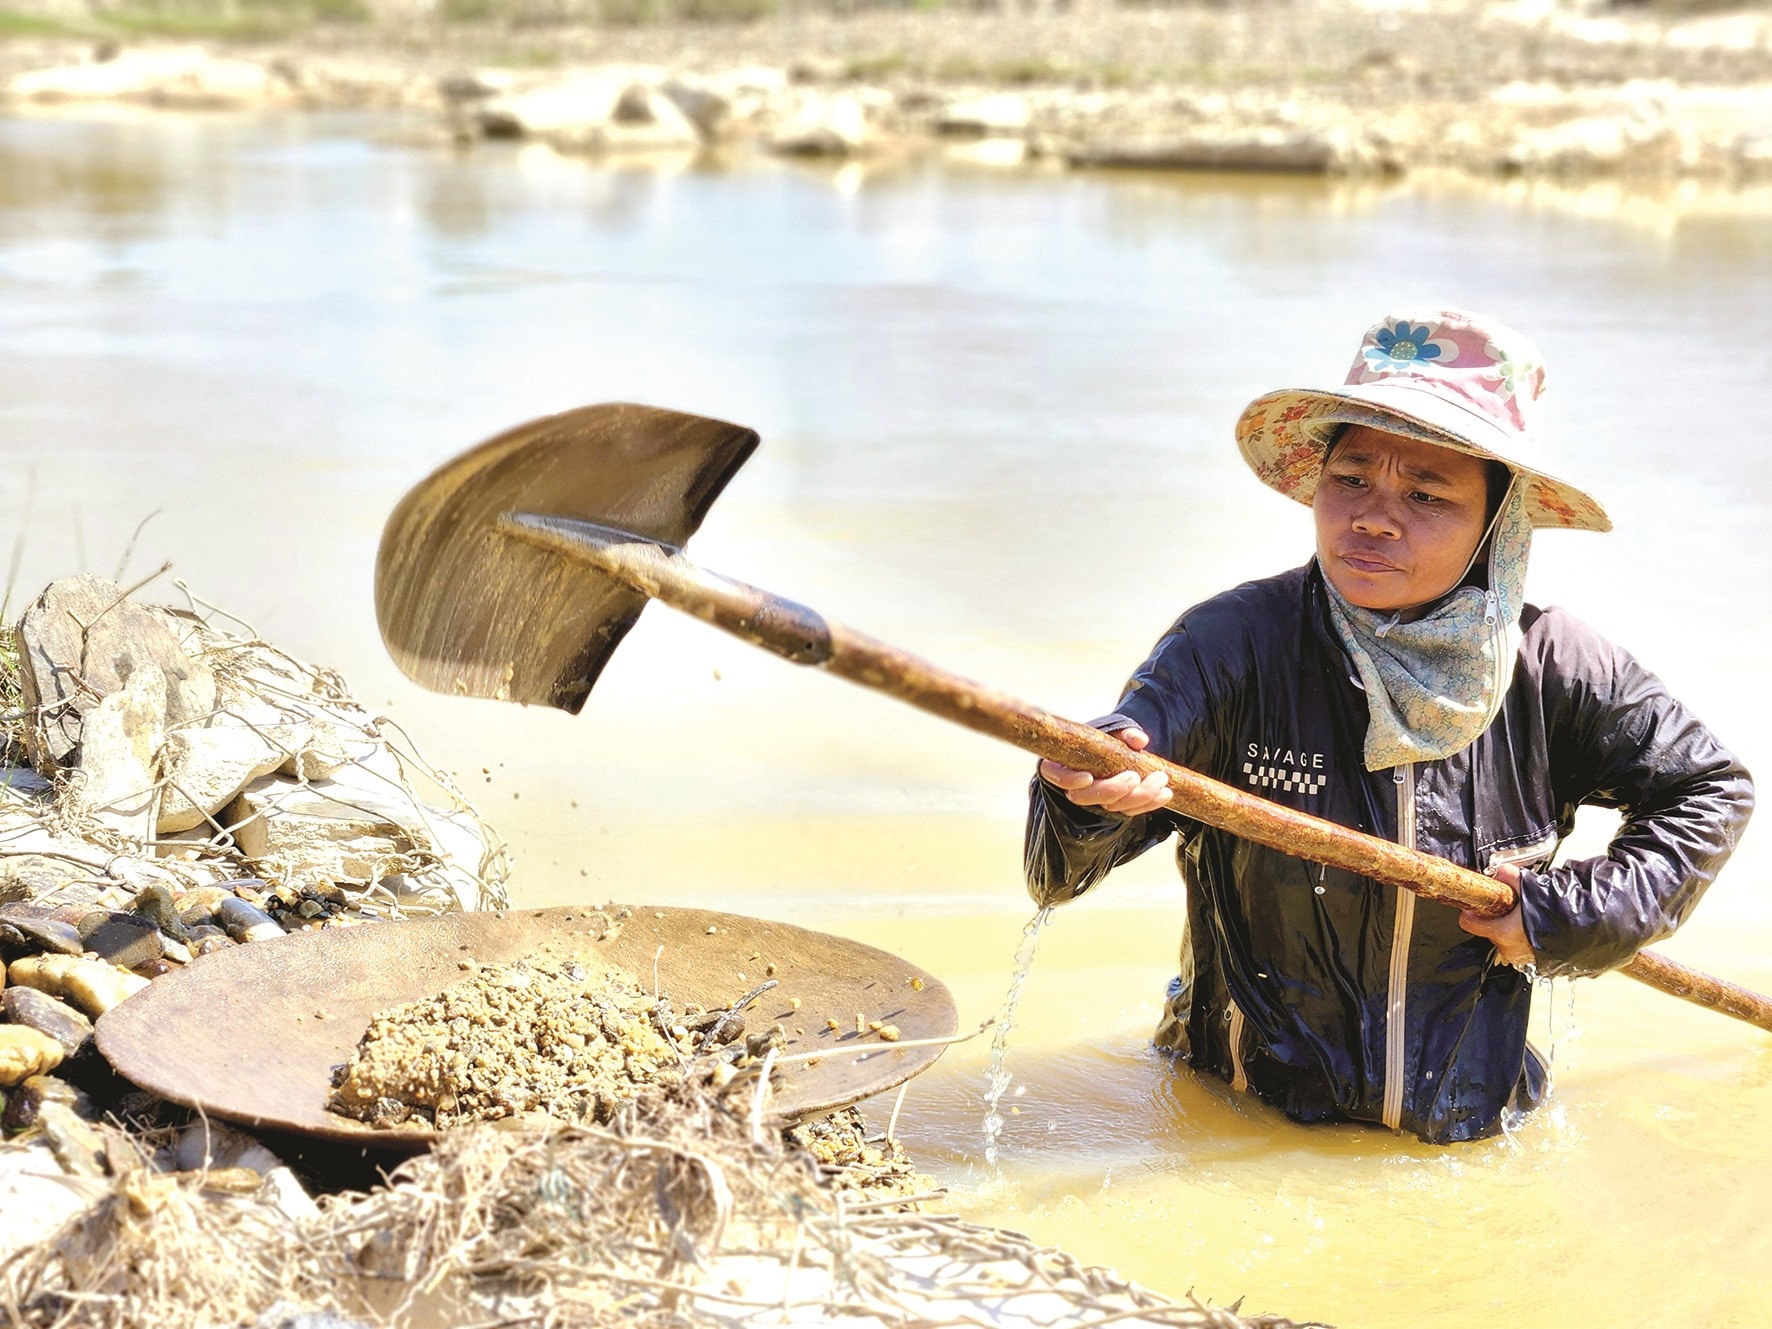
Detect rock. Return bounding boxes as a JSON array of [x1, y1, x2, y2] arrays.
[[157, 722, 297, 835], [944, 138, 1029, 169], [771, 92, 874, 157], [263, 1166, 323, 1224], [75, 911, 164, 970], [477, 65, 690, 151], [65, 662, 166, 841], [0, 907, 85, 957], [227, 774, 418, 889], [1069, 129, 1340, 173], [0, 1138, 103, 1264], [175, 1118, 286, 1176], [661, 78, 731, 138], [177, 885, 242, 927], [127, 884, 189, 945], [0, 768, 53, 805], [189, 926, 235, 956], [597, 84, 703, 154], [1502, 107, 1674, 176], [215, 895, 285, 944], [37, 1102, 106, 1178], [7, 47, 290, 110], [2, 1073, 92, 1133], [438, 68, 512, 103], [0, 1026, 64, 1087], [2, 986, 95, 1060], [0, 853, 110, 907], [938, 93, 1032, 138], [8, 954, 150, 1019], [15, 575, 216, 771], [699, 64, 789, 123]]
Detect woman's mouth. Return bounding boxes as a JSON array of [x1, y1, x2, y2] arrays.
[[1338, 551, 1401, 574]]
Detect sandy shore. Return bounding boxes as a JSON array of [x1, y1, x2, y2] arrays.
[[4, 0, 1772, 183]]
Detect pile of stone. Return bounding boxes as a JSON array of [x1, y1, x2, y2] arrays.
[[9, 15, 1772, 183], [0, 573, 506, 1212]]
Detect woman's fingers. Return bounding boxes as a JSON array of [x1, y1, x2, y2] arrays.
[[1458, 902, 1537, 969], [1047, 768, 1172, 815], [1040, 725, 1169, 814], [1038, 759, 1096, 790]]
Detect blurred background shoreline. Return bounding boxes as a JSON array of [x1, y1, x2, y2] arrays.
[[4, 0, 1772, 194]]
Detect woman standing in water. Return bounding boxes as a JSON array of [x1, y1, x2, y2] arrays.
[[1025, 308, 1754, 1143]]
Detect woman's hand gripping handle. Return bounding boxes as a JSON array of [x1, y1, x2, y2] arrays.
[[1038, 725, 1175, 817]]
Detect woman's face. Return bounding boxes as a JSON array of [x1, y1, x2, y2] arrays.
[[1313, 425, 1493, 615]]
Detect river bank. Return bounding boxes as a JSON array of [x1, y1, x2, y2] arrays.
[[4, 1, 1772, 183]]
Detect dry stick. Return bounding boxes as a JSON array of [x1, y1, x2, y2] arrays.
[[113, 507, 163, 584], [508, 519, 1772, 1038], [766, 1020, 993, 1068], [0, 466, 35, 625], [885, 1083, 909, 1147]]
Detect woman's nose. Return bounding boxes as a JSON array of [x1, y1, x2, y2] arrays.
[[1350, 493, 1402, 538]]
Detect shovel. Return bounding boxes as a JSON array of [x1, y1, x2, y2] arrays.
[[376, 402, 1772, 1036]]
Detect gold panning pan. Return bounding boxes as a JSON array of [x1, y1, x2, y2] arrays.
[[95, 905, 957, 1149]]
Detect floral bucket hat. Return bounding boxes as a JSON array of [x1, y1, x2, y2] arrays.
[[1233, 307, 1610, 532]]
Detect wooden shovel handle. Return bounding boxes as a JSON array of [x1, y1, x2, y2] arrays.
[[507, 518, 1772, 1035]]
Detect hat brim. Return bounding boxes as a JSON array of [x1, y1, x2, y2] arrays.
[[1234, 382, 1611, 533]]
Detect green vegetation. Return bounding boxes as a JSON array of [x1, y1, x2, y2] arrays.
[[0, 9, 83, 36], [843, 49, 908, 80], [0, 0, 371, 43]]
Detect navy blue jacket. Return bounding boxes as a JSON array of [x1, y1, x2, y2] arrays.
[[1025, 563, 1753, 1142]]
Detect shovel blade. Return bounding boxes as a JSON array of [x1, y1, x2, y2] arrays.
[[376, 403, 757, 712]]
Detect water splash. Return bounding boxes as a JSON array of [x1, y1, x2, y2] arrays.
[[982, 906, 1052, 1166], [1537, 974, 1582, 1079]]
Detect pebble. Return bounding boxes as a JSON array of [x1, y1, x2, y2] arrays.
[[76, 910, 165, 970], [128, 883, 191, 945], [2, 1073, 92, 1133], [190, 926, 236, 957], [2, 985, 95, 1059], [0, 910, 85, 957], [177, 885, 240, 927], [0, 1026, 65, 1087], [216, 895, 285, 943], [38, 1101, 107, 1178], [8, 953, 151, 1018]]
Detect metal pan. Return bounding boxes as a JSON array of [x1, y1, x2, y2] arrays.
[[95, 904, 957, 1150]]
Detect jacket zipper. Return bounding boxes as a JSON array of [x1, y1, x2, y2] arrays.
[[1382, 763, 1417, 1132], [1482, 590, 1507, 728], [1227, 1000, 1249, 1093]]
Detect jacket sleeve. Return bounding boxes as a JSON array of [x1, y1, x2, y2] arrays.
[[1024, 614, 1228, 907], [1518, 617, 1755, 977]]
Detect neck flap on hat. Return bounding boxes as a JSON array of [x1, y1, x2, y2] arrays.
[[1322, 483, 1532, 772]]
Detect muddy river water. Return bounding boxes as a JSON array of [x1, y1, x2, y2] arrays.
[[4, 109, 1770, 1325]]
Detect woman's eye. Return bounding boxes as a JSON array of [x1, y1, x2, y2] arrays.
[[1411, 491, 1444, 506], [1334, 474, 1365, 489]]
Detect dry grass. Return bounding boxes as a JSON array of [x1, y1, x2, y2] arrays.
[[0, 1081, 1316, 1328]]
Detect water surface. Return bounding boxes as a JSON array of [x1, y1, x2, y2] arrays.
[[3, 109, 1769, 1326]]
